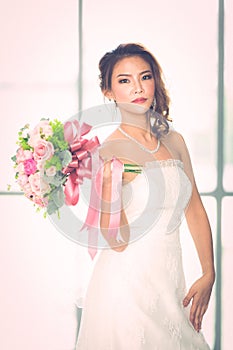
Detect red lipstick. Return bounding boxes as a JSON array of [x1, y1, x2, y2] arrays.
[[131, 98, 147, 104]]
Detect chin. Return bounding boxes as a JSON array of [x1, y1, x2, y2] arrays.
[[117, 102, 150, 115]]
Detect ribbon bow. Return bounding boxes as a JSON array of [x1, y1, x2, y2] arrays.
[[63, 120, 100, 206]]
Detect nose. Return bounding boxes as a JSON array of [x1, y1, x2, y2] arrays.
[[135, 87, 143, 94], [133, 79, 143, 94]]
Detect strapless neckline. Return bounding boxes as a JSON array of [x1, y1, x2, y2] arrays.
[[144, 158, 184, 169], [123, 159, 185, 187]]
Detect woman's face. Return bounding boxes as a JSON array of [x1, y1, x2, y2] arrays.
[[106, 56, 155, 112]]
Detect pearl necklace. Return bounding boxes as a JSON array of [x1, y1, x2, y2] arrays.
[[118, 126, 160, 154]]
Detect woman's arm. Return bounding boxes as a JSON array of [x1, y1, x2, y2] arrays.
[[183, 180, 215, 332]]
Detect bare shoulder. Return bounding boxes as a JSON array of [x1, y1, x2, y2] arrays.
[[98, 128, 126, 161], [162, 129, 187, 157], [164, 129, 186, 144]]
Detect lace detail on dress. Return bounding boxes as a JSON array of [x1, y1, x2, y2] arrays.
[[163, 317, 182, 342], [149, 294, 160, 315], [166, 251, 180, 288], [138, 327, 146, 345], [144, 158, 184, 169]]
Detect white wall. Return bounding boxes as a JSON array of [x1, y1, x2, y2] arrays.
[[0, 1, 81, 349]]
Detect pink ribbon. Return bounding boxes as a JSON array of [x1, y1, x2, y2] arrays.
[[80, 149, 104, 259], [63, 120, 100, 206], [80, 155, 124, 259], [107, 157, 124, 238], [63, 120, 124, 260]]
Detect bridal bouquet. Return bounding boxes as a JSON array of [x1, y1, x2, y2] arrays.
[[11, 117, 144, 258], [11, 118, 100, 216]]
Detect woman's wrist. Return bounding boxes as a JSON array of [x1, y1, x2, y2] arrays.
[[202, 268, 216, 284]]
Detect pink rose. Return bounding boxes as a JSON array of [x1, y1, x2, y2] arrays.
[[17, 174, 29, 188], [16, 162, 25, 174], [36, 160, 45, 171], [46, 166, 56, 177], [40, 177, 51, 195], [28, 133, 42, 148], [24, 159, 37, 175], [16, 148, 33, 163], [33, 140, 54, 161], [29, 172, 50, 196], [35, 120, 53, 138], [28, 173, 41, 195], [23, 182, 33, 197], [34, 196, 48, 207], [28, 120, 53, 147]]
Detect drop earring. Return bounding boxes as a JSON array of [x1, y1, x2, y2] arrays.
[[150, 97, 156, 127], [112, 99, 119, 122], [152, 97, 156, 112]]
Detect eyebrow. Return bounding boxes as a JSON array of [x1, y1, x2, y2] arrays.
[[116, 70, 152, 78]]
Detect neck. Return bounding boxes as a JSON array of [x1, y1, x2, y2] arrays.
[[118, 105, 152, 140]]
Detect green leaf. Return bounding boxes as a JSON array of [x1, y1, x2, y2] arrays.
[[11, 155, 16, 162], [47, 135, 68, 151], [46, 200, 59, 215], [59, 150, 72, 167], [19, 138, 31, 150], [47, 119, 69, 151], [51, 186, 65, 208], [45, 155, 62, 171], [43, 172, 66, 187]]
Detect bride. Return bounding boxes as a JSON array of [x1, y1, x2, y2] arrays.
[[75, 43, 215, 349]]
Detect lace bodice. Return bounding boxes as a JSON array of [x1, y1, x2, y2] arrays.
[[121, 159, 192, 243]]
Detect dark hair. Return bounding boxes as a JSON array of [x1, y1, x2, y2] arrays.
[[98, 43, 171, 137]]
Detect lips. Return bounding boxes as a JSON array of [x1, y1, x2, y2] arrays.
[[131, 98, 147, 104]]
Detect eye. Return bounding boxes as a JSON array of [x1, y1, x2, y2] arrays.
[[118, 78, 130, 84], [142, 74, 153, 80]]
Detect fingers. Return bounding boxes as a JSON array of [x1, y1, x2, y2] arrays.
[[190, 304, 201, 332], [183, 276, 212, 332], [183, 290, 200, 331], [103, 160, 112, 183], [183, 289, 194, 307], [183, 288, 208, 332], [183, 296, 190, 307], [189, 300, 208, 332]]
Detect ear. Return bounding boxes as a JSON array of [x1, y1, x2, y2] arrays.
[[103, 89, 114, 101]]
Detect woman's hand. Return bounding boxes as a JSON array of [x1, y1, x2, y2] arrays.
[[183, 272, 215, 332], [100, 159, 130, 252]]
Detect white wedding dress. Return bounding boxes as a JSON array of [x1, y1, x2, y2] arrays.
[[75, 159, 210, 350]]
